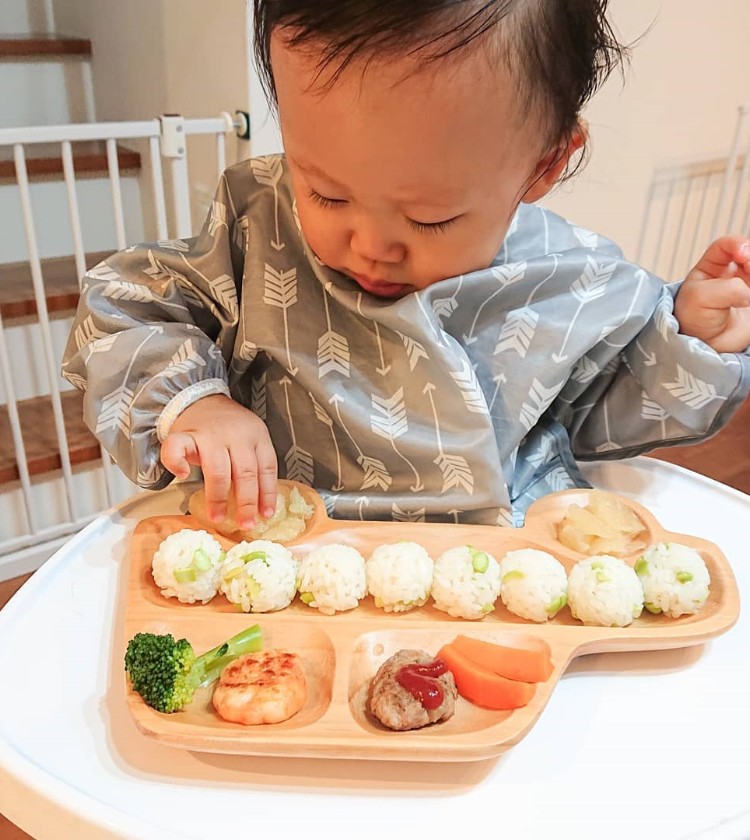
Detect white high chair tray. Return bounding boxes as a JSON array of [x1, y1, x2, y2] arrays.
[[0, 458, 749, 840]]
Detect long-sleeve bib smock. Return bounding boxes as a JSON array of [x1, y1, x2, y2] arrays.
[[62, 155, 750, 525]]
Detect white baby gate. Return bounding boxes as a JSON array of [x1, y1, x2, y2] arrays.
[[636, 103, 750, 281], [0, 113, 245, 578]]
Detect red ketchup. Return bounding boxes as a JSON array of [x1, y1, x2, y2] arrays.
[[396, 658, 447, 710]]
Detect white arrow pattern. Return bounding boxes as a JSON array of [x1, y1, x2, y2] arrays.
[[449, 358, 488, 415], [398, 333, 428, 372], [424, 381, 475, 494], [163, 339, 206, 376], [392, 504, 426, 523], [553, 257, 616, 362], [310, 392, 343, 490], [75, 315, 108, 351], [371, 388, 408, 440], [263, 264, 298, 374], [208, 201, 228, 236], [494, 307, 539, 358], [96, 384, 133, 435], [317, 331, 350, 377], [664, 366, 720, 409], [251, 373, 267, 419], [464, 261, 527, 342], [251, 156, 285, 250], [370, 388, 422, 491], [520, 379, 561, 432], [570, 356, 600, 385]]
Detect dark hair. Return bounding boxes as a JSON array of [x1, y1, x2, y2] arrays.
[[253, 0, 628, 151]]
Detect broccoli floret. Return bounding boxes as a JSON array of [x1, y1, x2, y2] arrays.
[[125, 623, 263, 713]]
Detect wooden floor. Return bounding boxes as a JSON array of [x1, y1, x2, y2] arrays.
[[647, 397, 750, 495], [0, 573, 34, 839], [0, 398, 749, 838]]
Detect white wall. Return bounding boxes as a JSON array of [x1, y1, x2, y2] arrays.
[[0, 0, 55, 33], [543, 0, 750, 263]]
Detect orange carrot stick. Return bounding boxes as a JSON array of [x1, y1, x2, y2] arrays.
[[438, 644, 536, 710], [451, 635, 553, 683]]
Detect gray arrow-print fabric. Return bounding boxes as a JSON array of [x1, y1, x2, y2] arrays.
[[62, 155, 750, 526]]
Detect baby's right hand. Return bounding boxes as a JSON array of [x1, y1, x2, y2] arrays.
[[160, 394, 277, 530]]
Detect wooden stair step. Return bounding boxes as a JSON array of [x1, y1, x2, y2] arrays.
[[0, 250, 112, 322], [0, 141, 141, 180], [0, 34, 92, 58], [0, 390, 100, 485]]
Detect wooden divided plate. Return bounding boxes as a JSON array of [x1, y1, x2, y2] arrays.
[[123, 481, 740, 762]]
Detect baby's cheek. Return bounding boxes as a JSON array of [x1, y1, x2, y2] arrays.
[[297, 209, 344, 267]]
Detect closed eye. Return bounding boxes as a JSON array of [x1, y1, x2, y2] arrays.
[[308, 188, 347, 208], [407, 216, 461, 234]]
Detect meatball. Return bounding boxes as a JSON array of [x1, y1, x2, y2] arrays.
[[367, 649, 457, 731]]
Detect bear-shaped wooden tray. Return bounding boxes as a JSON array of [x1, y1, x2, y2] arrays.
[[122, 481, 740, 762]]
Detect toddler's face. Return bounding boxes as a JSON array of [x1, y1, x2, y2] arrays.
[[272, 35, 562, 298]]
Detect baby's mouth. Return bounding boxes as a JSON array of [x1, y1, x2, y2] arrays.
[[349, 273, 410, 299]]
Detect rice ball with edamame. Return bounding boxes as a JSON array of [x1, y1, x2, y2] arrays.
[[297, 543, 367, 615], [635, 542, 710, 618], [151, 529, 224, 604], [499, 548, 568, 622], [366, 541, 434, 612], [568, 555, 644, 627], [219, 539, 298, 613], [431, 545, 501, 620]]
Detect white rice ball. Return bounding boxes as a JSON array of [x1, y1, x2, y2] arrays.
[[298, 543, 367, 615], [635, 542, 711, 618], [219, 539, 298, 613], [567, 555, 644, 627], [366, 541, 434, 612], [151, 529, 224, 604], [431, 545, 501, 620], [499, 549, 568, 622]]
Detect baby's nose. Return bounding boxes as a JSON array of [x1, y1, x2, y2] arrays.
[[350, 225, 405, 265]]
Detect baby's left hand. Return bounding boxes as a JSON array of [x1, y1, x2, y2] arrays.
[[674, 235, 750, 353]]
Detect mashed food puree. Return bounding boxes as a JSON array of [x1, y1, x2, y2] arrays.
[[188, 485, 315, 543]]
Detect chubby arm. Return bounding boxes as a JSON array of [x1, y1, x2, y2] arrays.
[[674, 236, 750, 352], [61, 170, 277, 525]]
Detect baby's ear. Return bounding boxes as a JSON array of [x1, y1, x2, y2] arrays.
[[522, 123, 587, 204]]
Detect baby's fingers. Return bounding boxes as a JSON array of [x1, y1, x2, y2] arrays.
[[688, 275, 750, 311], [199, 446, 233, 523], [160, 432, 199, 480], [693, 236, 750, 280], [230, 451, 260, 531], [255, 440, 278, 521]]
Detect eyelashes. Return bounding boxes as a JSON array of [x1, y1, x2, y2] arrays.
[[307, 188, 346, 209], [407, 217, 459, 235], [307, 188, 459, 235]]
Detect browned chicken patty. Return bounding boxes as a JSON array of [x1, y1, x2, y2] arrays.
[[367, 649, 457, 731], [213, 649, 307, 725]]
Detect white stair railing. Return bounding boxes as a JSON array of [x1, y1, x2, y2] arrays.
[[636, 103, 750, 281], [0, 113, 242, 578]]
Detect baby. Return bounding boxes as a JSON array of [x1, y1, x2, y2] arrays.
[[62, 0, 750, 531]]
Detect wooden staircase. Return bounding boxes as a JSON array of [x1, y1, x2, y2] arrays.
[[0, 141, 141, 179], [0, 250, 110, 320], [0, 34, 91, 58], [0, 34, 140, 493]]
